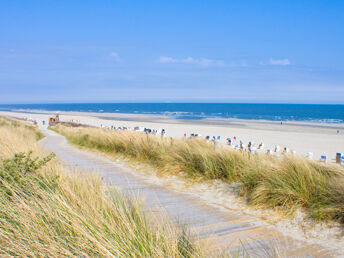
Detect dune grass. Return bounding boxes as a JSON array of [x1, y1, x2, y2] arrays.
[[0, 116, 201, 257], [52, 123, 344, 223]]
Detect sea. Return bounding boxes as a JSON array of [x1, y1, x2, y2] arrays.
[[0, 103, 344, 124]]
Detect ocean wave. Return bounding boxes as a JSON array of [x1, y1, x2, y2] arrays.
[[1, 104, 343, 124]]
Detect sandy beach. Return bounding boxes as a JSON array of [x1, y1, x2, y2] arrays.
[[1, 110, 343, 161]]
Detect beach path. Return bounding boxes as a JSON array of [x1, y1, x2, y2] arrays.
[[39, 126, 336, 257]]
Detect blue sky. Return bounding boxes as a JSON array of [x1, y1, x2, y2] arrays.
[[0, 0, 344, 103]]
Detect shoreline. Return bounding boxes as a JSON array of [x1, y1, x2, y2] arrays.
[[4, 108, 344, 129]]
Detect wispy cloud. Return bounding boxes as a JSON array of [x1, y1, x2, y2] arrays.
[[268, 58, 291, 66], [157, 56, 225, 67], [157, 56, 177, 64], [110, 52, 120, 61]]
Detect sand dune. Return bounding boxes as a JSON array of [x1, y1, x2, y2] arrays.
[[1, 110, 343, 161]]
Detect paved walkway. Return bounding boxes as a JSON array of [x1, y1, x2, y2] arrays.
[[39, 127, 335, 257]]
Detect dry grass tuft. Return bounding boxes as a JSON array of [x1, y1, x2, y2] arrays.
[[52, 124, 344, 222], [0, 116, 202, 257]]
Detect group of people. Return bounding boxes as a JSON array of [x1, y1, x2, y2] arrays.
[[184, 132, 301, 157], [102, 124, 166, 137], [101, 125, 342, 164], [143, 128, 166, 136]]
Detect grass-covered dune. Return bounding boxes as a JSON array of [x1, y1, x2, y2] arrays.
[[0, 116, 200, 257], [52, 123, 344, 223]]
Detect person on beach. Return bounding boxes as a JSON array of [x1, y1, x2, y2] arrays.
[[240, 140, 244, 150], [248, 141, 252, 151]]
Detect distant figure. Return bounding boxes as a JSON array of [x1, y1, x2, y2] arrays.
[[248, 141, 252, 151], [214, 139, 219, 149], [280, 121, 283, 125], [240, 140, 244, 150], [184, 133, 186, 139], [206, 136, 210, 141], [337, 130, 340, 134], [258, 142, 264, 149]]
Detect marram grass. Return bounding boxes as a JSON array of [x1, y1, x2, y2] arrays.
[[52, 123, 344, 222], [0, 116, 202, 257]]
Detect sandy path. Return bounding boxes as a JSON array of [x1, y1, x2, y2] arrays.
[[37, 125, 336, 256]]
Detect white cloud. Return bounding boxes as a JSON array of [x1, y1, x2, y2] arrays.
[[268, 58, 291, 66], [110, 52, 120, 61], [157, 56, 177, 64], [157, 56, 225, 67]]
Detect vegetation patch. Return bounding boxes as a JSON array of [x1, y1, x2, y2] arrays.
[[0, 116, 200, 257], [52, 124, 344, 223]]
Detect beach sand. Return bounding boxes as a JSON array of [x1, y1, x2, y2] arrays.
[[1, 110, 343, 161]]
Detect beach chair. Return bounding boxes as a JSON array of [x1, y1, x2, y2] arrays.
[[320, 154, 327, 163], [258, 143, 264, 149], [336, 153, 343, 164], [307, 152, 313, 160]]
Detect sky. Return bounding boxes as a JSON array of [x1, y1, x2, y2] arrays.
[[0, 0, 344, 104]]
